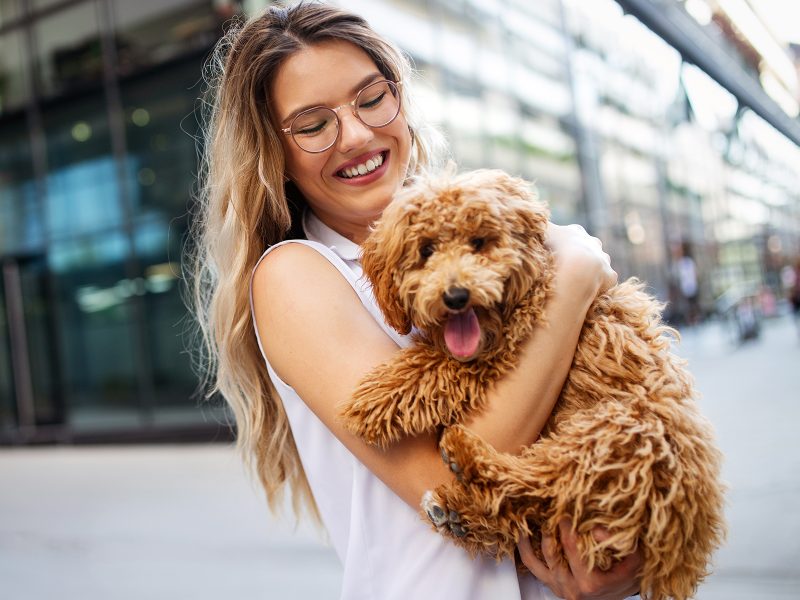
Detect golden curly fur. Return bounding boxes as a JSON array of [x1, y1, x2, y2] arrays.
[[339, 169, 725, 600]]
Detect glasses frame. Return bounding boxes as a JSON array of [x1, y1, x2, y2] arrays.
[[280, 79, 403, 154]]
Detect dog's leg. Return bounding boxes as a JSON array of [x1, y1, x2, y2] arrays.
[[421, 425, 554, 560], [341, 346, 478, 447]]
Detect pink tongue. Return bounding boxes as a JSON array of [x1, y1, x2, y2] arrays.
[[444, 308, 481, 358]]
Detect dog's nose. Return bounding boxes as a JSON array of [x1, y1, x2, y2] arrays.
[[443, 287, 470, 310]]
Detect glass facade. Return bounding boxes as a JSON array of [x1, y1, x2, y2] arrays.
[[0, 0, 229, 442], [1, 0, 798, 441]]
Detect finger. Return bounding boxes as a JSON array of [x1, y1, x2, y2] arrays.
[[558, 519, 587, 577], [541, 529, 561, 570], [517, 536, 552, 584]]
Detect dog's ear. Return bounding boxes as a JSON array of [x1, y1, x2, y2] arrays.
[[474, 170, 551, 306], [360, 206, 414, 335], [488, 170, 549, 240]]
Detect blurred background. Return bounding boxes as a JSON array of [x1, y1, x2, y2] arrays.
[[0, 0, 798, 598]]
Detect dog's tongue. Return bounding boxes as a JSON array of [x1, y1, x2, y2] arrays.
[[444, 308, 481, 358]]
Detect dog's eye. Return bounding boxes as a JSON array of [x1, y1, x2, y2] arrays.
[[420, 243, 434, 259], [470, 237, 486, 251]]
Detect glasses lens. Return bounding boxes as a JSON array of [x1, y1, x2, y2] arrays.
[[355, 81, 401, 128], [290, 107, 339, 152]]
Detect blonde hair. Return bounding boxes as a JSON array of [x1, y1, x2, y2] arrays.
[[188, 1, 444, 521]]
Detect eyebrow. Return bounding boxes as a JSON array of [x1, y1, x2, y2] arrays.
[[280, 72, 385, 127]]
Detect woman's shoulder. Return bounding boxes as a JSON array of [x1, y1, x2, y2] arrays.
[[251, 240, 397, 391], [252, 241, 352, 303]]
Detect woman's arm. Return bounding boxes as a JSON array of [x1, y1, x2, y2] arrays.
[[251, 224, 615, 507]]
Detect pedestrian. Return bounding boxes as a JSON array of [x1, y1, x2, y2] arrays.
[[786, 259, 800, 336], [189, 3, 642, 598]]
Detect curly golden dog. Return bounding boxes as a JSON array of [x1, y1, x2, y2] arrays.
[[339, 168, 725, 600]]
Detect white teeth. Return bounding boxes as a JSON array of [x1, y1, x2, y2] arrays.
[[340, 153, 384, 178]]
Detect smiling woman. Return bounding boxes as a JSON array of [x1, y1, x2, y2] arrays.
[[188, 3, 640, 599], [272, 40, 412, 242]]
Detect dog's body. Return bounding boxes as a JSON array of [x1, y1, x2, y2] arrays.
[[340, 169, 725, 600]]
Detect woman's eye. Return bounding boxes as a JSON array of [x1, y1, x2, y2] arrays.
[[420, 243, 434, 259], [359, 91, 386, 110], [470, 237, 485, 251], [295, 120, 328, 136]]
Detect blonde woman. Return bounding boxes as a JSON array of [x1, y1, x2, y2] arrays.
[[190, 3, 642, 598]]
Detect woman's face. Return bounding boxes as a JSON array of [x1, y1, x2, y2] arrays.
[[272, 40, 412, 243]]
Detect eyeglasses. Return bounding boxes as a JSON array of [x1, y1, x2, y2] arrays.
[[281, 80, 402, 153]]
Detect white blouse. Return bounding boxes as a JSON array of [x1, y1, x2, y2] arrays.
[[250, 210, 553, 600]]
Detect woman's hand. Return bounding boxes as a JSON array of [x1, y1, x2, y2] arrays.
[[518, 520, 642, 600], [546, 223, 617, 297]]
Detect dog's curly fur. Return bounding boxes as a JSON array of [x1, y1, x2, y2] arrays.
[[339, 169, 726, 600]]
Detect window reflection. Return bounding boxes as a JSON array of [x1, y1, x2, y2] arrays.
[[42, 96, 122, 238], [50, 231, 140, 430], [0, 30, 28, 114], [113, 0, 221, 75], [134, 216, 198, 419], [33, 2, 104, 97], [120, 59, 200, 220], [0, 285, 14, 431], [0, 119, 43, 253], [0, 0, 20, 26]]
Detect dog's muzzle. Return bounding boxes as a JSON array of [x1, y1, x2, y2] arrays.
[[443, 287, 470, 310]]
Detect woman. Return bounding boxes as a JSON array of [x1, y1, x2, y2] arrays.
[[190, 3, 642, 598]]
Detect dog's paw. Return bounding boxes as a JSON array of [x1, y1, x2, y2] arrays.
[[439, 424, 501, 485], [421, 490, 469, 539]]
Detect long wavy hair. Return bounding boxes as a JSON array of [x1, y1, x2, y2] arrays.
[[188, 1, 444, 521]]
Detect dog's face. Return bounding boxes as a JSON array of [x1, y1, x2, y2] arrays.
[[361, 169, 550, 361]]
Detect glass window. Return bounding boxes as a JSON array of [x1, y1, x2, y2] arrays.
[[0, 30, 28, 113], [42, 94, 123, 238], [13, 254, 64, 426], [50, 230, 142, 430], [133, 216, 200, 421], [113, 0, 219, 74], [0, 285, 15, 432], [0, 0, 20, 26], [120, 59, 201, 220], [0, 117, 43, 254], [33, 1, 103, 97], [30, 0, 67, 11]]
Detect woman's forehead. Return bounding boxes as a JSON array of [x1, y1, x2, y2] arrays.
[[272, 40, 382, 121]]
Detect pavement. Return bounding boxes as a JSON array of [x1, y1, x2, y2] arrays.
[[0, 313, 798, 599]]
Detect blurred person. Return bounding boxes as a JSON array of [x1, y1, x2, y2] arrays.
[[188, 3, 642, 599], [674, 243, 700, 326], [783, 259, 800, 335]]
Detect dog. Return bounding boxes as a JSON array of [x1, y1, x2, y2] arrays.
[[339, 168, 725, 600]]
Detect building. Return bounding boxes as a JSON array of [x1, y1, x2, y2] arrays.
[[1, 0, 798, 442]]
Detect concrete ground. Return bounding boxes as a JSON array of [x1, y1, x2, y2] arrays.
[[1, 314, 798, 599]]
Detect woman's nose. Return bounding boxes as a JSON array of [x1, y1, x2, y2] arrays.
[[337, 110, 374, 153]]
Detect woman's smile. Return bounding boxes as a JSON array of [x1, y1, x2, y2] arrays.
[[333, 149, 390, 185]]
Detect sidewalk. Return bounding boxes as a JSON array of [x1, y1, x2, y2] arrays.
[[0, 315, 798, 599], [0, 445, 342, 600], [676, 314, 800, 599]]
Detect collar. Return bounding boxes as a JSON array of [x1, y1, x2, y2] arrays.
[[302, 210, 362, 262]]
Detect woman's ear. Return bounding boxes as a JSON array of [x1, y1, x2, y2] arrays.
[[360, 209, 413, 335]]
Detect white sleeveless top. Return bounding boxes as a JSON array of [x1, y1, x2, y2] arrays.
[[250, 210, 553, 600]]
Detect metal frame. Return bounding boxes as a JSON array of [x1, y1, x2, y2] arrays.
[[614, 0, 800, 147]]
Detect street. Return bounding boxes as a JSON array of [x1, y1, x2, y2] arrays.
[[0, 314, 798, 599]]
